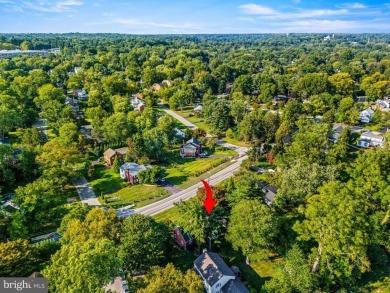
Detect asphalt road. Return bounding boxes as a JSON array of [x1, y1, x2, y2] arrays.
[[135, 154, 247, 216]]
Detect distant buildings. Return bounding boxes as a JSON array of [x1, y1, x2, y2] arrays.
[[130, 96, 145, 112], [0, 48, 60, 59]]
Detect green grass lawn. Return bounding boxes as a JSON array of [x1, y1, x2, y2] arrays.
[[88, 165, 168, 209], [163, 152, 229, 186], [153, 206, 181, 222], [98, 184, 169, 209]]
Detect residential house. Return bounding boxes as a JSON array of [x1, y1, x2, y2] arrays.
[[357, 132, 385, 148], [226, 83, 233, 94], [73, 89, 88, 100], [194, 249, 249, 293], [173, 226, 194, 249], [162, 80, 173, 87], [359, 107, 374, 123], [331, 124, 346, 142], [262, 186, 277, 206], [174, 128, 186, 138], [194, 105, 203, 112], [130, 97, 145, 112], [151, 83, 163, 91], [180, 138, 202, 157], [74, 67, 82, 74], [119, 162, 151, 185], [134, 92, 143, 99], [374, 99, 390, 111], [103, 147, 129, 165], [355, 96, 367, 103]]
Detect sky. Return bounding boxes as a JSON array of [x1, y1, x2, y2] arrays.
[[1, 0, 390, 33]]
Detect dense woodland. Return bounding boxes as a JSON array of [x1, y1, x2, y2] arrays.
[[1, 33, 390, 292]]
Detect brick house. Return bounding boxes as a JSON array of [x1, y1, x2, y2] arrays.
[[103, 147, 128, 166], [180, 138, 202, 157]]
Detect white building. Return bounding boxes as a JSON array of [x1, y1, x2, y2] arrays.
[[119, 162, 151, 184], [359, 107, 374, 123], [194, 250, 249, 293], [0, 48, 60, 59], [174, 128, 186, 138], [357, 132, 385, 148]]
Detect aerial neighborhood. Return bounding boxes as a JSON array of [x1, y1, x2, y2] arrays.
[[1, 31, 390, 293]]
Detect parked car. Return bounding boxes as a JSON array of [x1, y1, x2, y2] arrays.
[[122, 280, 129, 293], [199, 152, 209, 158]]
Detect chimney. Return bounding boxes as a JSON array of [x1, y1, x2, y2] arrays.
[[202, 248, 208, 254]]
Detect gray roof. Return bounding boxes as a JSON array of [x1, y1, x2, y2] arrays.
[[120, 163, 150, 176], [361, 132, 385, 141], [194, 251, 235, 287], [187, 138, 201, 146], [221, 279, 250, 293]]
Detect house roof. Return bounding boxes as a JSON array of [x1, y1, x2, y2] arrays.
[[187, 138, 201, 146], [361, 107, 374, 115], [115, 147, 128, 156], [361, 132, 385, 141], [263, 186, 277, 205], [194, 105, 203, 111], [194, 251, 235, 287], [120, 163, 150, 176], [221, 279, 250, 293], [104, 148, 116, 158]]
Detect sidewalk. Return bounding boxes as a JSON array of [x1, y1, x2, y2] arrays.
[[72, 176, 101, 206]]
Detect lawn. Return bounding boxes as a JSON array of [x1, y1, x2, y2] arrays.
[[88, 165, 169, 209], [98, 184, 169, 209], [163, 152, 230, 186], [153, 206, 181, 223]]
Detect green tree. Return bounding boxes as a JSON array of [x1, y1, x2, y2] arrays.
[[60, 208, 121, 245], [329, 72, 355, 97], [112, 156, 120, 173], [265, 245, 314, 293], [43, 239, 121, 293], [0, 95, 20, 139], [275, 162, 339, 210], [294, 181, 371, 286], [177, 197, 226, 250], [118, 215, 169, 274], [137, 263, 203, 293], [0, 239, 38, 277], [227, 199, 276, 258], [59, 122, 79, 144]]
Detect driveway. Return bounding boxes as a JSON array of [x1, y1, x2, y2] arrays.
[[72, 176, 101, 206]]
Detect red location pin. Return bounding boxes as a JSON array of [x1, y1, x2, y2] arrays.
[[201, 180, 216, 214]]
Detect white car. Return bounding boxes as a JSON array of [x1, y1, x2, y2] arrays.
[[121, 281, 129, 293]]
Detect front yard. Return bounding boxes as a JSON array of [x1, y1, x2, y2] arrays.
[[88, 165, 169, 209]]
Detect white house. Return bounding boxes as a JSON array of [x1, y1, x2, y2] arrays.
[[194, 250, 249, 293], [174, 128, 186, 138], [375, 99, 390, 111], [119, 163, 151, 184], [194, 105, 203, 112], [357, 132, 385, 148], [130, 97, 145, 112], [359, 107, 374, 123], [73, 89, 88, 100]]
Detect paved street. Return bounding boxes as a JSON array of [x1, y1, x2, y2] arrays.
[[32, 118, 48, 139], [72, 176, 102, 206], [135, 155, 246, 216], [130, 108, 249, 216]]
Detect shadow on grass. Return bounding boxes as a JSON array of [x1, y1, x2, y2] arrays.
[[216, 241, 264, 292], [166, 243, 198, 272], [165, 176, 187, 186]]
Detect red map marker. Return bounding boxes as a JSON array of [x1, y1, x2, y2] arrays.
[[201, 180, 216, 214]]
